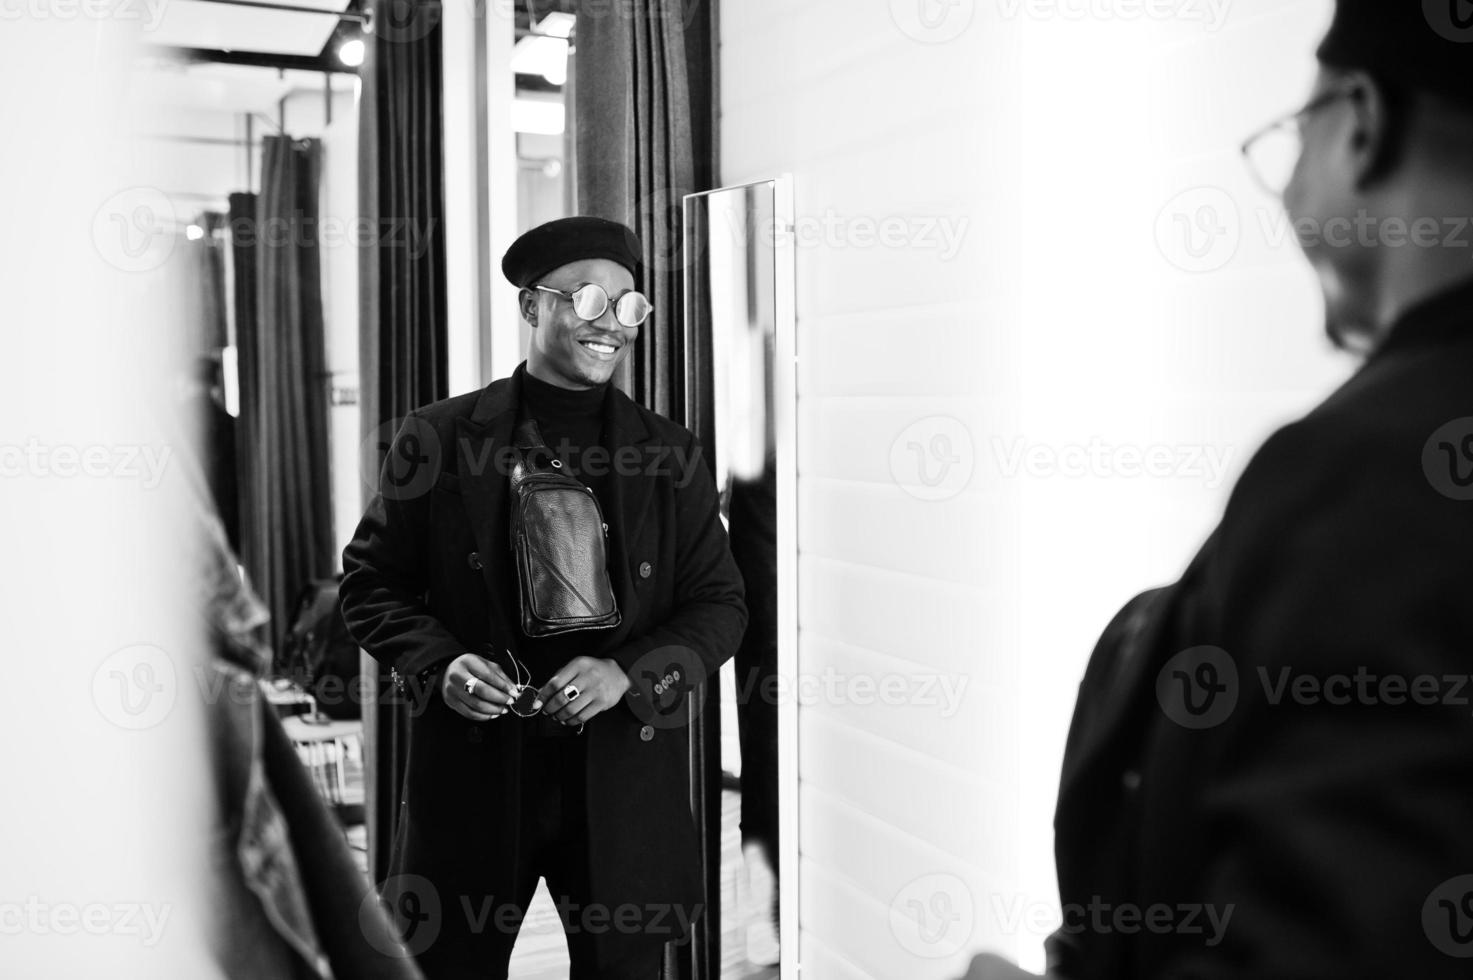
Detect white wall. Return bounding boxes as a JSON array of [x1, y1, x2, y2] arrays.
[[2, 23, 215, 977], [719, 1, 1348, 976]]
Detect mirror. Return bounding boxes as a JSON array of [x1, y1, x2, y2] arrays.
[[684, 176, 796, 979]]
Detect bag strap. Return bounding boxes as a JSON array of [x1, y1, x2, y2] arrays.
[[512, 416, 546, 453], [511, 416, 562, 475]]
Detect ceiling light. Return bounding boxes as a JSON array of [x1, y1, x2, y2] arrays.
[[510, 12, 574, 86], [538, 11, 575, 38], [338, 37, 365, 68]]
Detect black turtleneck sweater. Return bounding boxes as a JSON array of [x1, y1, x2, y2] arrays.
[[507, 362, 613, 681], [517, 362, 609, 500]]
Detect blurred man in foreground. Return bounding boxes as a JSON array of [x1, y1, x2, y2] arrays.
[[969, 1, 1473, 976]]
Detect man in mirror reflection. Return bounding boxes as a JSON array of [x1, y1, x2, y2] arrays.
[[342, 217, 747, 979], [968, 1, 1473, 977], [727, 446, 780, 967]]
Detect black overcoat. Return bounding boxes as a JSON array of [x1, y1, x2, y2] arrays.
[[340, 364, 747, 964], [1047, 279, 1473, 979]]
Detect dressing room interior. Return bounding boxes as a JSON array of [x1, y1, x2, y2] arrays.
[[9, 0, 1473, 978]]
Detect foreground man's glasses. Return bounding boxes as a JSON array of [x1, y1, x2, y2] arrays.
[[536, 283, 653, 328], [1240, 83, 1360, 197]]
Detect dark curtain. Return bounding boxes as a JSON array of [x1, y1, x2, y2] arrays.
[[575, 0, 714, 427], [235, 138, 335, 662], [358, 0, 449, 884], [229, 192, 259, 557], [575, 3, 720, 977]]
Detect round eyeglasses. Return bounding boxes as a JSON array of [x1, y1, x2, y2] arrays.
[[1240, 84, 1359, 198], [535, 283, 652, 328]]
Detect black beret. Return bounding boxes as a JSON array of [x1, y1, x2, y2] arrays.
[[1317, 0, 1473, 109], [500, 216, 642, 288]]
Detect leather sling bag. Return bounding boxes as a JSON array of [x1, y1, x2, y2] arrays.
[[508, 416, 621, 636]]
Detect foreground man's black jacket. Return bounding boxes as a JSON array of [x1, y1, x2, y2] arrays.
[[1050, 279, 1473, 979]]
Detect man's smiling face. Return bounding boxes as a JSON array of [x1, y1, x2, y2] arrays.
[[523, 257, 640, 390]]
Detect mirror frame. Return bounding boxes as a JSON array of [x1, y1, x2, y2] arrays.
[[682, 174, 798, 979]]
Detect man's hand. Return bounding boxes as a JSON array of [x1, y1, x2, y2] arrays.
[[956, 953, 1046, 980], [441, 652, 519, 721], [538, 657, 631, 727]]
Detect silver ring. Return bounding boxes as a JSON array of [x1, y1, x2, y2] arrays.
[[563, 683, 580, 702], [465, 677, 477, 697]]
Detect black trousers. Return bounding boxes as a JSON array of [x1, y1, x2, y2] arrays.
[[414, 731, 665, 980]]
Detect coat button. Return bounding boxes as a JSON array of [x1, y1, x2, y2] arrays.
[[638, 561, 652, 579], [1122, 769, 1141, 791], [639, 725, 654, 741], [468, 551, 483, 570]]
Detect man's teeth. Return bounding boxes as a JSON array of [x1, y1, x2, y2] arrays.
[[580, 341, 617, 354]]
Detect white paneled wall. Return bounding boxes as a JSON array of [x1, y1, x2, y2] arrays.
[[720, 1, 1348, 976]]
